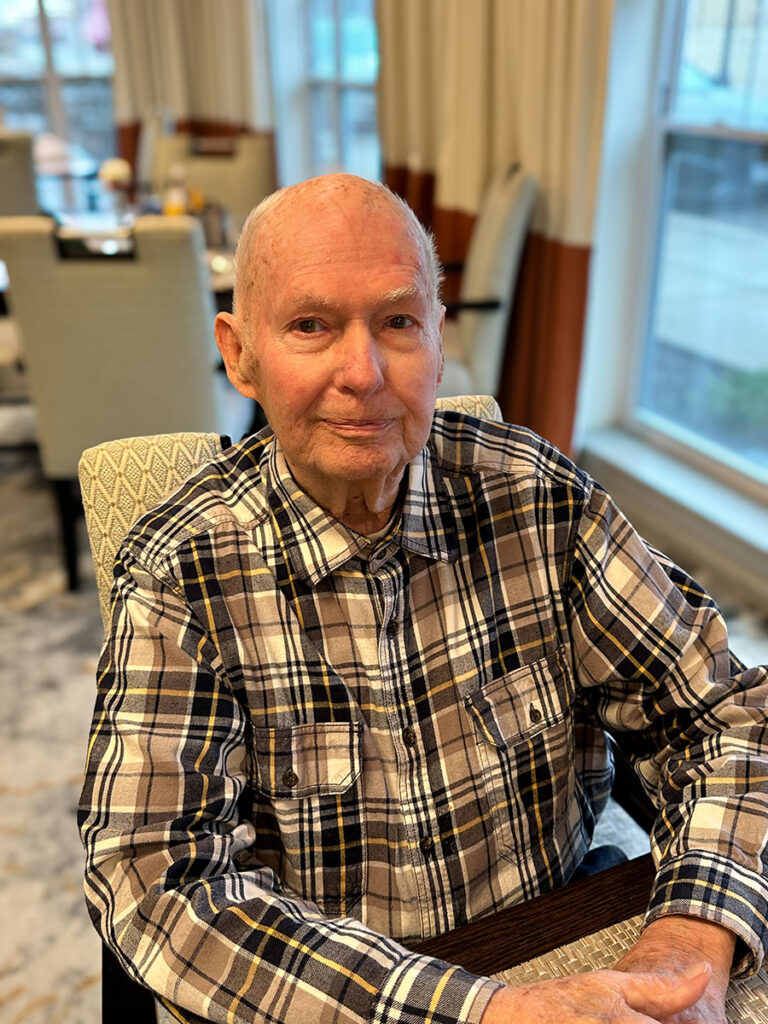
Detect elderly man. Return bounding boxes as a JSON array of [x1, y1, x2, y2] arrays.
[[80, 174, 767, 1024]]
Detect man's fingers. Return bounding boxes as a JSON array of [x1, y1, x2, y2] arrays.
[[619, 961, 711, 1018]]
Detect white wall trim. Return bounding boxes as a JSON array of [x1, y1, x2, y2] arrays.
[[580, 428, 768, 606]]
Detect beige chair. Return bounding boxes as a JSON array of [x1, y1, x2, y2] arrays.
[[0, 131, 38, 215], [77, 393, 502, 1022], [150, 132, 277, 223], [0, 214, 253, 589], [438, 164, 536, 400]]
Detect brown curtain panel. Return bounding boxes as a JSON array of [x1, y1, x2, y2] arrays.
[[499, 234, 591, 452]]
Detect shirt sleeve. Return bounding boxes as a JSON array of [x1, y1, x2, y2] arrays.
[[566, 479, 768, 976], [78, 548, 502, 1024]]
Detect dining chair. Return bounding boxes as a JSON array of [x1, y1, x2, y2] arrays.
[[77, 393, 502, 1022], [0, 130, 38, 216], [150, 132, 277, 223], [0, 214, 253, 591], [437, 163, 536, 400]]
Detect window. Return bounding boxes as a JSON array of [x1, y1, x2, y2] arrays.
[[305, 0, 380, 179], [269, 0, 380, 184], [0, 0, 114, 210], [635, 0, 768, 482]]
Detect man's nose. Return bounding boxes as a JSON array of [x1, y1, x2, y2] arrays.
[[335, 324, 385, 393]]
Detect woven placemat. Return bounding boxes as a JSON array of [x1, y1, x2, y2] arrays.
[[493, 914, 768, 1022]]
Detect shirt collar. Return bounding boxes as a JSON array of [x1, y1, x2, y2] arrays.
[[263, 437, 458, 585]]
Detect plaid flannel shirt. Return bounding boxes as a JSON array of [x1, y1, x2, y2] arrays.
[[79, 411, 768, 1024]]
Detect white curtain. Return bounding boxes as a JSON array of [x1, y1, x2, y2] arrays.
[[489, 0, 613, 243], [377, 0, 612, 241], [377, 0, 441, 182], [107, 0, 273, 132], [376, 0, 614, 452]]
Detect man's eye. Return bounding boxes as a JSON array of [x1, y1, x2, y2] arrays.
[[294, 318, 323, 334], [386, 315, 415, 330]]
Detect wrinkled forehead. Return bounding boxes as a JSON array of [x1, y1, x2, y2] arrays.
[[243, 186, 429, 305]]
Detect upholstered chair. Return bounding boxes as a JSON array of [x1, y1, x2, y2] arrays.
[[438, 164, 536, 400], [150, 132, 277, 223], [0, 131, 37, 216], [0, 214, 253, 589]]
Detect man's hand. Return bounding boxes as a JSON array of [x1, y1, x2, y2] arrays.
[[480, 961, 712, 1023], [613, 914, 736, 1023]]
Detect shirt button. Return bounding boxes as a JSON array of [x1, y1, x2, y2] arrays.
[[420, 835, 434, 854], [530, 704, 543, 724], [387, 620, 399, 638], [282, 768, 299, 789], [403, 726, 417, 748]]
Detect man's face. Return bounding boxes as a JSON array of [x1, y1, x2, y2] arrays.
[[227, 186, 445, 505]]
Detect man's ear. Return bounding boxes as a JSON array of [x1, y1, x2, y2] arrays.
[[214, 312, 261, 401], [436, 304, 446, 384]]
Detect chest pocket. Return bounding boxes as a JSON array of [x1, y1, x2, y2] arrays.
[[251, 721, 365, 915], [463, 649, 582, 875]]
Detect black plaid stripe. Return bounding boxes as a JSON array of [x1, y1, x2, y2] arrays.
[[80, 412, 768, 1023]]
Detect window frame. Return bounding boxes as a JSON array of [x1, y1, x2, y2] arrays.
[[622, 0, 768, 501], [0, 0, 115, 191], [303, 0, 379, 176]]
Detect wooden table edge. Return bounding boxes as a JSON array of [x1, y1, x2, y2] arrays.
[[410, 853, 656, 975]]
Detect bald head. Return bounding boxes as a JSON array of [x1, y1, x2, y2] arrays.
[[214, 171, 446, 526], [232, 174, 443, 321]]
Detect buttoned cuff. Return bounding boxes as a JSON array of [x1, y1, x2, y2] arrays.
[[646, 851, 768, 977], [369, 951, 502, 1024]]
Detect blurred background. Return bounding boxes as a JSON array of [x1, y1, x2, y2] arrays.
[[0, 1, 766, 1021]]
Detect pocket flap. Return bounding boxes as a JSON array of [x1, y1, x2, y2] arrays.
[[463, 649, 570, 749], [252, 721, 362, 798]]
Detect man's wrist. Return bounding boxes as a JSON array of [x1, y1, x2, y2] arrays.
[[648, 850, 768, 976], [633, 914, 736, 988]]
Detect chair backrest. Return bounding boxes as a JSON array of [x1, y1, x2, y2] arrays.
[[0, 131, 37, 215], [79, 431, 226, 627], [458, 164, 536, 395], [186, 135, 276, 223], [0, 214, 247, 478], [79, 395, 503, 629], [150, 132, 193, 194], [150, 133, 277, 222]]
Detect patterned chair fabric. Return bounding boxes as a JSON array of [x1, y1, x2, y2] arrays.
[[79, 395, 503, 630], [79, 431, 226, 629]]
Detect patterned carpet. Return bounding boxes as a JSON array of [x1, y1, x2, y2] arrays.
[[0, 450, 103, 1023], [0, 443, 766, 1023]]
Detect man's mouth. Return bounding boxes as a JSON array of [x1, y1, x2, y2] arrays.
[[324, 418, 393, 433]]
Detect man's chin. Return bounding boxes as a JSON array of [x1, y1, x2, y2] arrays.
[[328, 455, 400, 480]]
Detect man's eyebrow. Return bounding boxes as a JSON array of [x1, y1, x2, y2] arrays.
[[279, 293, 336, 315], [377, 286, 426, 307]]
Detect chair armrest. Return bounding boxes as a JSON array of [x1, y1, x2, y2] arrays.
[[443, 297, 503, 314]]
